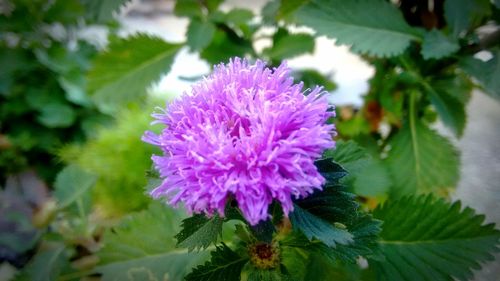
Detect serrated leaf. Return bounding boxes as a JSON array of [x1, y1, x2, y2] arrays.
[[187, 19, 216, 51], [385, 119, 459, 197], [176, 214, 224, 252], [421, 29, 460, 60], [95, 203, 206, 281], [460, 50, 500, 100], [290, 204, 353, 247], [54, 165, 96, 209], [267, 33, 314, 60], [314, 158, 348, 183], [422, 79, 467, 137], [87, 34, 181, 113], [185, 244, 247, 281], [295, 0, 422, 57], [372, 195, 500, 281], [444, 0, 491, 37]]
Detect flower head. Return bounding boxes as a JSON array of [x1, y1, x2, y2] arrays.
[[143, 58, 335, 225]]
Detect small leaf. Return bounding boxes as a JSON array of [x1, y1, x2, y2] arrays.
[[54, 165, 97, 209], [267, 33, 315, 60], [372, 195, 500, 281], [84, 0, 131, 23], [291, 69, 336, 92], [87, 34, 181, 113], [187, 19, 216, 51], [289, 204, 353, 247], [174, 0, 203, 18], [421, 29, 460, 60], [176, 214, 224, 252], [385, 119, 459, 197], [425, 83, 466, 137], [185, 244, 248, 281], [36, 103, 76, 128], [314, 158, 348, 183], [23, 242, 68, 281], [460, 50, 500, 100], [225, 8, 254, 25], [295, 0, 422, 57]]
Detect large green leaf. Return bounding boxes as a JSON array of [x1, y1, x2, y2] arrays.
[[385, 119, 459, 197], [444, 0, 491, 37], [87, 34, 181, 113], [176, 214, 224, 252], [95, 203, 206, 281], [372, 195, 500, 281], [421, 29, 460, 60], [460, 50, 500, 101], [295, 0, 422, 57], [185, 244, 248, 281]]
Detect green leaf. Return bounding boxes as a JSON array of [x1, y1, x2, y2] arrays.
[[225, 8, 254, 25], [247, 268, 287, 281], [200, 29, 253, 65], [87, 34, 181, 113], [422, 79, 467, 137], [36, 103, 76, 128], [372, 195, 500, 281], [267, 33, 314, 60], [54, 165, 97, 209], [291, 69, 337, 92], [95, 203, 206, 281], [185, 244, 248, 281], [314, 158, 348, 183], [176, 214, 224, 252], [187, 19, 216, 51], [174, 0, 203, 18], [84, 0, 131, 22], [385, 119, 459, 197], [289, 204, 353, 247], [460, 50, 500, 100], [22, 242, 68, 281], [421, 29, 460, 60], [281, 246, 309, 281], [444, 0, 491, 37], [295, 0, 422, 57]]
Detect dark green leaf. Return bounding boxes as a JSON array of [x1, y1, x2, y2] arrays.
[[444, 0, 491, 37], [84, 0, 131, 22], [460, 50, 500, 100], [87, 34, 181, 113], [187, 19, 216, 51], [295, 0, 422, 57], [22, 242, 68, 281], [200, 29, 253, 65], [267, 33, 314, 60], [247, 268, 287, 281], [225, 9, 254, 25], [290, 204, 353, 247], [372, 195, 500, 281], [54, 164, 97, 209], [176, 214, 224, 252], [421, 29, 460, 60], [314, 158, 348, 183], [385, 119, 459, 197], [95, 203, 206, 281], [291, 69, 336, 92], [36, 103, 76, 128], [185, 244, 247, 281]]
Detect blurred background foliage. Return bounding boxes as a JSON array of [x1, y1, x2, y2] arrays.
[[0, 0, 499, 280]]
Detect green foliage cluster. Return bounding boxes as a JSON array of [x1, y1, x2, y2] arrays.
[[2, 0, 500, 280]]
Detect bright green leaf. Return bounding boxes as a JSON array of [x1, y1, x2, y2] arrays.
[[460, 50, 500, 100], [295, 0, 422, 57], [290, 204, 353, 248], [87, 34, 181, 113], [421, 29, 460, 60], [176, 214, 224, 252], [267, 33, 315, 60], [187, 19, 216, 51], [185, 244, 247, 281], [174, 0, 203, 18], [54, 165, 97, 209], [385, 119, 459, 197], [444, 0, 491, 37], [372, 195, 500, 281], [95, 203, 206, 281]]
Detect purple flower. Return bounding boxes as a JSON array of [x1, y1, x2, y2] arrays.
[[143, 58, 335, 225]]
